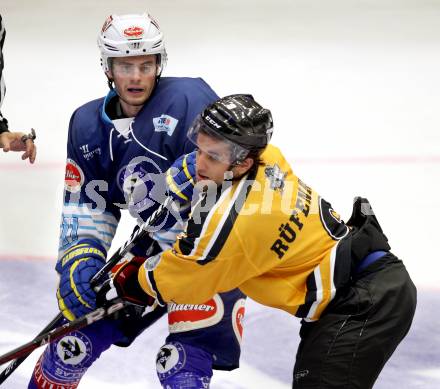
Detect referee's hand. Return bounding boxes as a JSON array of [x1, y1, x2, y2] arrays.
[[0, 129, 37, 163]]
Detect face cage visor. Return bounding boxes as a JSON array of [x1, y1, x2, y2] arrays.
[[187, 116, 250, 165]]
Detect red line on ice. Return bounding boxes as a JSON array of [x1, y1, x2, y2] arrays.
[[1, 155, 440, 171]]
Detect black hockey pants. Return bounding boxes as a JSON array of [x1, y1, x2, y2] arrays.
[[292, 253, 417, 388]]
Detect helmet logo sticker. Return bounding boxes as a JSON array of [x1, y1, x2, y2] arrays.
[[204, 115, 221, 129], [124, 26, 144, 39]]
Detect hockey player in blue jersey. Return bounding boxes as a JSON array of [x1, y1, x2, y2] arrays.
[[28, 13, 245, 388]]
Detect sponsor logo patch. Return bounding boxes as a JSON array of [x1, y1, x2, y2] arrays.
[[232, 298, 246, 343], [319, 198, 349, 240], [330, 208, 341, 222], [64, 159, 84, 193], [294, 369, 310, 381], [123, 25, 144, 39], [56, 335, 88, 366], [156, 342, 185, 379], [153, 114, 179, 136], [80, 144, 101, 161], [168, 294, 224, 333], [34, 356, 79, 389]]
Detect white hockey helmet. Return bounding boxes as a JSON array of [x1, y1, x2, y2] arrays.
[[97, 13, 167, 76]]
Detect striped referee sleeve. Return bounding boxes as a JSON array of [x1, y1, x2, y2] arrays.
[[0, 14, 8, 134]]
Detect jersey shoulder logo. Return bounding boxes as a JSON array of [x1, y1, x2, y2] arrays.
[[265, 163, 287, 193], [80, 144, 101, 161], [65, 159, 84, 193], [319, 197, 349, 240], [153, 114, 179, 136]]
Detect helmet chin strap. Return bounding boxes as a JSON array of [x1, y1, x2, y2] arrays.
[[227, 157, 258, 182], [107, 76, 115, 91], [230, 157, 245, 168], [223, 158, 245, 181]]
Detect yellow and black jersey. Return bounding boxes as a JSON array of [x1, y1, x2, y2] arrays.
[[139, 145, 351, 321]]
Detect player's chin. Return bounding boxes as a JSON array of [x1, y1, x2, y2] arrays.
[[196, 173, 215, 184], [123, 94, 150, 106], [124, 89, 152, 103]]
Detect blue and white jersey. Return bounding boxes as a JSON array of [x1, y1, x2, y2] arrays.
[[59, 77, 218, 259]]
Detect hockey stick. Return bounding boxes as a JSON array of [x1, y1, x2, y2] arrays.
[[90, 196, 174, 286], [0, 314, 63, 384], [0, 302, 126, 366], [0, 196, 174, 383]]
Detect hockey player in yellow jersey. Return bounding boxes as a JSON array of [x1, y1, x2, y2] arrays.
[[101, 94, 417, 388], [148, 144, 349, 321]]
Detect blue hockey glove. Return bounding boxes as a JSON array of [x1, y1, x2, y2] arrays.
[[96, 256, 155, 308], [56, 241, 106, 321], [166, 151, 196, 205]]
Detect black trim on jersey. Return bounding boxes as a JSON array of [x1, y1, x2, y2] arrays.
[[179, 167, 257, 264], [178, 187, 221, 255], [296, 271, 317, 318], [147, 271, 166, 307], [198, 167, 257, 265]]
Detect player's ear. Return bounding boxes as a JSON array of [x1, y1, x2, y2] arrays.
[[233, 157, 254, 176]]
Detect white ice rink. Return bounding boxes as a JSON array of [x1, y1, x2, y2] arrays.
[[1, 0, 440, 388]]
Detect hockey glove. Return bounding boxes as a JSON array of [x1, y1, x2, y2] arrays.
[[56, 241, 106, 321], [96, 256, 155, 308], [166, 151, 196, 205]]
